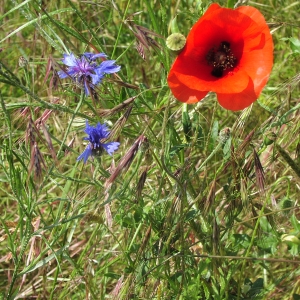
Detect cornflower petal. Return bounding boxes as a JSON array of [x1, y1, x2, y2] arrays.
[[91, 61, 121, 85], [77, 120, 119, 163], [91, 73, 105, 86], [83, 80, 91, 96], [77, 144, 93, 163], [102, 142, 121, 156], [83, 52, 107, 61], [97, 60, 122, 74], [62, 53, 78, 67], [57, 70, 70, 79]]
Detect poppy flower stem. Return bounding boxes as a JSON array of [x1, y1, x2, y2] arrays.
[[182, 104, 192, 142], [204, 100, 218, 155]]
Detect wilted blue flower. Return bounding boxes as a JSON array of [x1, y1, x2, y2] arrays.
[[58, 52, 121, 96], [77, 120, 120, 163]]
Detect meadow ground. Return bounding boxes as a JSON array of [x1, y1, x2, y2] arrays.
[[0, 0, 300, 299]]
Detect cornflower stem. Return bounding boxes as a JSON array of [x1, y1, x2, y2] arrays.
[[57, 90, 85, 158], [49, 163, 78, 300], [65, 0, 105, 53], [48, 92, 84, 299], [111, 0, 131, 59]]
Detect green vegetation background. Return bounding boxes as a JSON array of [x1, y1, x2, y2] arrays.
[[0, 0, 299, 299]]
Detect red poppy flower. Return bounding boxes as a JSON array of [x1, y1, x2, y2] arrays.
[[167, 4, 274, 111]]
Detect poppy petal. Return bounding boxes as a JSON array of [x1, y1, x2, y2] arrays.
[[237, 7, 273, 97], [168, 69, 208, 103], [169, 56, 251, 95], [217, 79, 257, 111], [236, 6, 267, 25], [240, 48, 273, 97]]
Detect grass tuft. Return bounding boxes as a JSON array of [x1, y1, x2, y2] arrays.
[[0, 0, 300, 299]]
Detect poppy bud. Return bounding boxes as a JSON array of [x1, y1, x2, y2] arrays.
[[166, 33, 186, 54], [280, 197, 293, 211]]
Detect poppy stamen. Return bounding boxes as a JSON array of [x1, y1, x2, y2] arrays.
[[206, 41, 237, 78]]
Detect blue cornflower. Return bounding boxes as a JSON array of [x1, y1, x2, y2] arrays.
[[77, 120, 120, 164], [58, 52, 121, 96]]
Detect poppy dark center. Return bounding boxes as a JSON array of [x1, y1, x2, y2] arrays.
[[206, 41, 237, 78]]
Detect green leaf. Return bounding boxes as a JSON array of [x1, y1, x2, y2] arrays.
[[259, 216, 273, 233], [105, 272, 121, 279], [256, 235, 278, 252], [223, 136, 232, 160], [232, 234, 251, 249], [0, 8, 73, 43], [290, 37, 300, 53], [291, 214, 300, 232], [248, 278, 264, 297]]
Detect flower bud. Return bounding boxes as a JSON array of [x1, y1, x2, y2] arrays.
[[166, 33, 186, 54]]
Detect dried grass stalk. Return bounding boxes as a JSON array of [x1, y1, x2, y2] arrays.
[[28, 142, 46, 181], [277, 144, 300, 179], [253, 149, 265, 194], [106, 134, 147, 187]]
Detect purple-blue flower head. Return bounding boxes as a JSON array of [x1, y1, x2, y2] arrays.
[[58, 52, 121, 96], [77, 120, 120, 164]]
